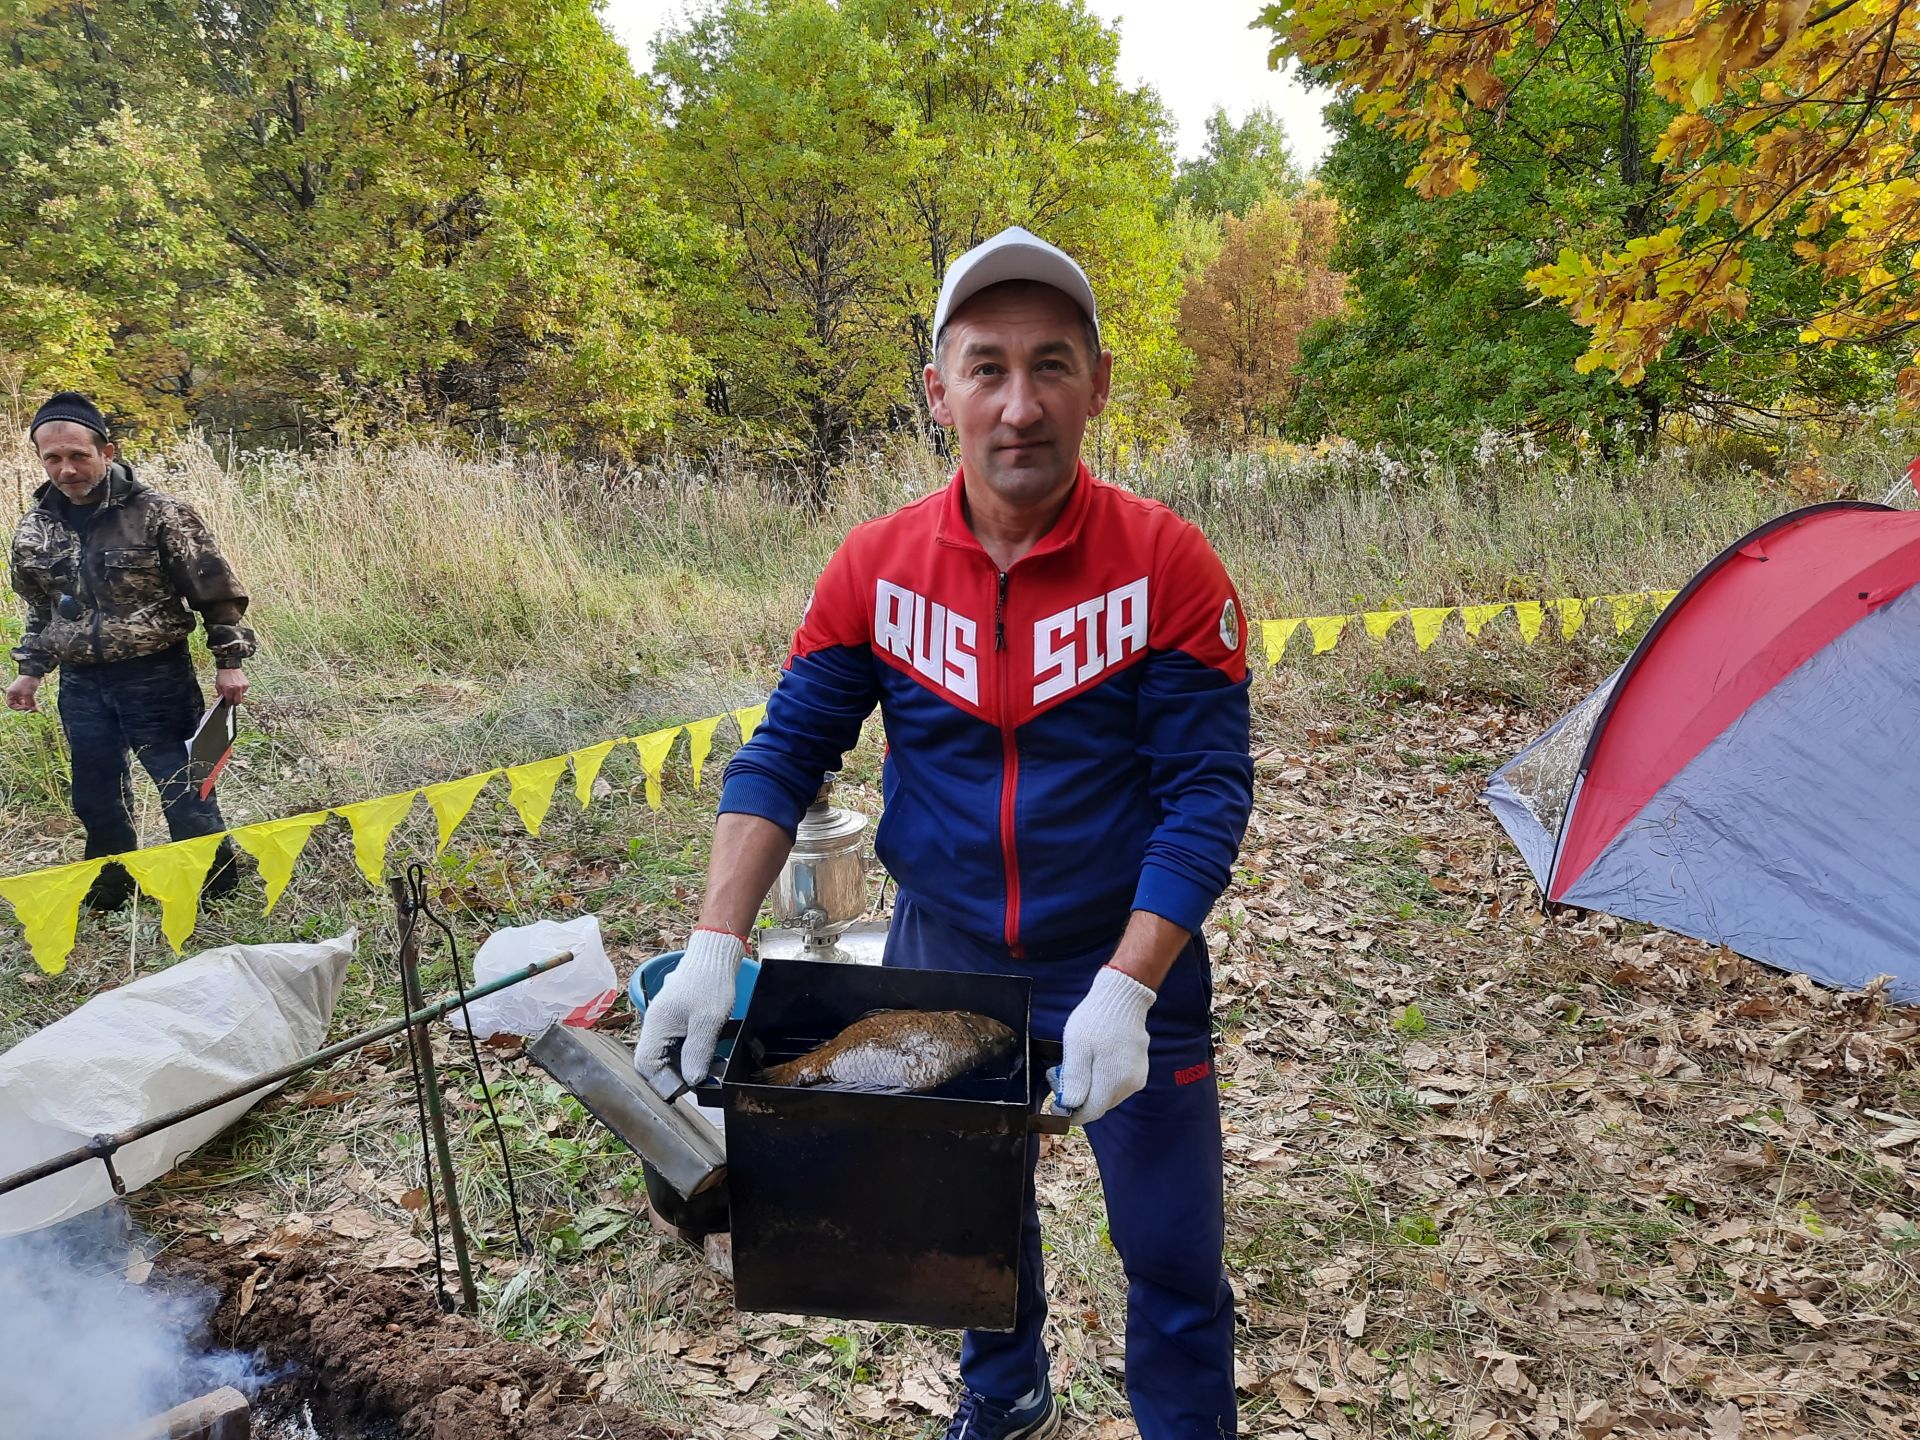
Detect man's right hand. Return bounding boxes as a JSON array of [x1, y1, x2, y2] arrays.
[[634, 928, 747, 1098], [5, 674, 42, 712]]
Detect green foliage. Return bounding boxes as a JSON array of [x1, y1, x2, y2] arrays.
[[657, 0, 1185, 477], [0, 0, 703, 450], [1170, 105, 1302, 219], [1286, 6, 1904, 454]]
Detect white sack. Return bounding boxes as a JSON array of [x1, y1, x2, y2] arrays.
[[444, 915, 616, 1039], [0, 931, 355, 1237]]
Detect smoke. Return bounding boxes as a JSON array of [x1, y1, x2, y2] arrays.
[[0, 1206, 274, 1440]]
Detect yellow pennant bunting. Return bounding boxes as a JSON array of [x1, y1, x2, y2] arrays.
[[1651, 588, 1680, 610], [122, 833, 226, 953], [505, 756, 570, 837], [1261, 618, 1301, 667], [1409, 607, 1453, 651], [1512, 602, 1545, 643], [1362, 610, 1405, 644], [685, 716, 722, 790], [335, 790, 420, 888], [733, 704, 766, 747], [230, 811, 328, 915], [424, 771, 495, 853], [569, 740, 622, 809], [1610, 593, 1642, 635], [1556, 597, 1589, 639], [633, 727, 683, 810], [1460, 603, 1506, 638], [1307, 615, 1349, 654], [0, 857, 106, 975]]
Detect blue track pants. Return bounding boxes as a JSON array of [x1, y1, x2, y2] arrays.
[[885, 894, 1237, 1439]]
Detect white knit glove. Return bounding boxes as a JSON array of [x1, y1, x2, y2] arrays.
[[635, 928, 746, 1098], [1049, 966, 1156, 1126]]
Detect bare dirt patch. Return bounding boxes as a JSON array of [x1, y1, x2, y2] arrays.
[[162, 1240, 679, 1440]]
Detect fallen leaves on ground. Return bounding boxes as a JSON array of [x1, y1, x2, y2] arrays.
[[136, 675, 1919, 1439]]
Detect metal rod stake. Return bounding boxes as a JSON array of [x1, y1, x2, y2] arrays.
[[391, 875, 479, 1314]]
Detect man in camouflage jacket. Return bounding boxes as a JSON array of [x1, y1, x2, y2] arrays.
[[6, 393, 256, 909]]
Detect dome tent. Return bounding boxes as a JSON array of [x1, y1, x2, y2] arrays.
[[1484, 501, 1920, 999]]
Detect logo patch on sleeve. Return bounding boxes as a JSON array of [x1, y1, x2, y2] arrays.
[[1218, 598, 1240, 651]]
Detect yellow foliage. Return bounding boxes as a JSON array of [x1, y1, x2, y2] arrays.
[[1263, 0, 1920, 402]]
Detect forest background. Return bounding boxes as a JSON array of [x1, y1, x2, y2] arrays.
[[13, 0, 1920, 493]]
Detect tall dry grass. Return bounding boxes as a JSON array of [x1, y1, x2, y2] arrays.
[[1, 424, 1912, 834]]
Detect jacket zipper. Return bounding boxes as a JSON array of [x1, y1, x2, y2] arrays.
[[994, 569, 1023, 956], [81, 524, 103, 661]]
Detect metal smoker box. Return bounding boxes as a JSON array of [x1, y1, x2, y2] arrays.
[[708, 957, 1065, 1331]]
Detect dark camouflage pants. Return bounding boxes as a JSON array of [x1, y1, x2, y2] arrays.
[[57, 644, 236, 900]]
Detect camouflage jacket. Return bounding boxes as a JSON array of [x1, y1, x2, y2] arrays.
[[8, 462, 256, 676]]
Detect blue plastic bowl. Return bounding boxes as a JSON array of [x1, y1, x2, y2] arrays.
[[628, 950, 761, 1058]]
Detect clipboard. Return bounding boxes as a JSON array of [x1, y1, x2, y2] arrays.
[[188, 699, 238, 800]]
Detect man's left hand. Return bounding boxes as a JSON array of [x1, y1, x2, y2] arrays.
[[214, 667, 250, 705], [1051, 965, 1156, 1126]]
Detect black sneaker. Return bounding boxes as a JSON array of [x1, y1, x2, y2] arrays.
[[200, 840, 242, 904], [944, 1385, 1060, 1440], [84, 863, 135, 913]]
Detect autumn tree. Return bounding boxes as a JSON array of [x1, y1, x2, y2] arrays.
[[1178, 193, 1342, 439], [1265, 0, 1920, 408]]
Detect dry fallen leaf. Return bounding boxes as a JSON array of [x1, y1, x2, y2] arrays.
[[1786, 1297, 1829, 1329], [326, 1206, 385, 1240], [1341, 1296, 1367, 1339]]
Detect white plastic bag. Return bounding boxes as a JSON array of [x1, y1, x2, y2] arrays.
[[444, 915, 617, 1040], [0, 931, 356, 1237]]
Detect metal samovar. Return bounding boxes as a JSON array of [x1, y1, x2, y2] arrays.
[[761, 776, 883, 964]]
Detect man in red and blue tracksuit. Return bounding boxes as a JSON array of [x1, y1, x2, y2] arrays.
[[638, 227, 1252, 1439]]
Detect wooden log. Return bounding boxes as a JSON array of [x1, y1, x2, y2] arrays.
[[127, 1385, 250, 1440]]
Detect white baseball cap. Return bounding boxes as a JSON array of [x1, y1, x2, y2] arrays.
[[932, 226, 1100, 347]]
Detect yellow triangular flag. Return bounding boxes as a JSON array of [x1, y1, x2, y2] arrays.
[[570, 740, 621, 809], [1409, 607, 1453, 651], [424, 772, 496, 853], [1513, 602, 1545, 643], [1307, 615, 1349, 654], [121, 833, 226, 953], [230, 811, 328, 915], [0, 857, 107, 975], [1651, 588, 1680, 610], [633, 726, 683, 810], [733, 704, 766, 747], [1610, 593, 1642, 635], [505, 755, 570, 837], [1362, 610, 1405, 644], [1461, 603, 1506, 638], [686, 716, 723, 790], [335, 790, 419, 888], [1260, 618, 1302, 667], [1556, 597, 1589, 639]]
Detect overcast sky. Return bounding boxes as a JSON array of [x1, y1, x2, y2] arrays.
[[598, 0, 1335, 170]]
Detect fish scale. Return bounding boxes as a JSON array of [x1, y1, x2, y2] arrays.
[[757, 1009, 1016, 1092]]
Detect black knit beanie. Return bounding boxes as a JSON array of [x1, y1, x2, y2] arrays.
[[29, 392, 111, 444]]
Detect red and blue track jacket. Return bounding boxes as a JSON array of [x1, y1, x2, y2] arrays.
[[719, 464, 1253, 956]]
